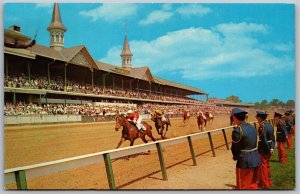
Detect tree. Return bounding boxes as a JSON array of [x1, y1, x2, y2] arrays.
[[270, 99, 280, 106], [226, 95, 241, 103], [286, 100, 295, 108], [260, 99, 268, 109]]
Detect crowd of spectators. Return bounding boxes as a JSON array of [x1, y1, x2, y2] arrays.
[[4, 101, 238, 119], [5, 74, 204, 104]]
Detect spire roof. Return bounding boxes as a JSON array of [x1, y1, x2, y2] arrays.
[[120, 35, 132, 56], [47, 3, 67, 32]]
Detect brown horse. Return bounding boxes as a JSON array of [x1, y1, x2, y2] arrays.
[[183, 111, 190, 124], [151, 113, 171, 139], [115, 115, 156, 149], [204, 112, 214, 127], [197, 114, 206, 131]]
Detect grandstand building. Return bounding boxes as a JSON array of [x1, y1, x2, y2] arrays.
[[207, 97, 255, 108], [4, 3, 207, 108]]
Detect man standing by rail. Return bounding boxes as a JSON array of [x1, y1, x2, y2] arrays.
[[231, 108, 260, 190], [256, 111, 275, 189]]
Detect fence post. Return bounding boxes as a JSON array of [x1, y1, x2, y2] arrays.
[[222, 129, 229, 150], [187, 136, 197, 166], [15, 170, 27, 190], [103, 153, 116, 189], [156, 143, 168, 180], [208, 132, 216, 157]]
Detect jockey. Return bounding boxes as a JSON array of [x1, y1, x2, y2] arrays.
[[126, 110, 146, 132], [154, 109, 167, 122], [197, 111, 206, 120], [184, 109, 190, 117]]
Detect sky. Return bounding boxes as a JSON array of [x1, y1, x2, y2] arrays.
[[3, 2, 295, 103]]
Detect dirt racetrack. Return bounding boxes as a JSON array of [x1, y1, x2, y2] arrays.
[[4, 114, 257, 189]]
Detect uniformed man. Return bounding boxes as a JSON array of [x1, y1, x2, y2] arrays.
[[274, 112, 288, 164], [231, 108, 260, 190], [256, 111, 275, 189], [290, 110, 296, 136], [284, 111, 293, 149]]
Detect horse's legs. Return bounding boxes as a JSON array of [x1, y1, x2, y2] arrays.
[[130, 139, 136, 146], [116, 137, 125, 149], [147, 131, 156, 142], [141, 135, 148, 143]]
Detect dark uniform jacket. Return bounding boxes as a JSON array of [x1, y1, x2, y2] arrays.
[[258, 120, 275, 155], [231, 122, 261, 168], [276, 120, 287, 142], [285, 120, 293, 134]]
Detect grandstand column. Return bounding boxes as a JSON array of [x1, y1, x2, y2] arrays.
[[121, 78, 124, 89], [47, 59, 55, 84], [129, 79, 133, 90], [27, 61, 31, 81], [48, 63, 50, 84], [149, 82, 151, 95], [102, 72, 110, 90], [112, 75, 115, 89], [5, 55, 8, 77], [64, 63, 67, 92], [91, 70, 94, 88], [13, 92, 16, 106], [205, 94, 208, 103]]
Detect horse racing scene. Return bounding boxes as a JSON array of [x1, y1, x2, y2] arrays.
[[2, 1, 296, 190]]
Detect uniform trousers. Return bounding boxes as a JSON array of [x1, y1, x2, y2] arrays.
[[286, 133, 293, 149], [258, 154, 272, 189], [236, 167, 259, 190], [277, 142, 288, 164]]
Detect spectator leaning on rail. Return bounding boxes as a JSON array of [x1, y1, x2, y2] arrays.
[[274, 112, 288, 164], [231, 108, 260, 190], [256, 111, 275, 189], [284, 111, 293, 149], [126, 110, 146, 132]]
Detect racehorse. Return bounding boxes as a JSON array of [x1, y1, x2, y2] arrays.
[[183, 111, 190, 124], [115, 114, 156, 149], [151, 113, 171, 139], [197, 114, 206, 131], [205, 112, 214, 126]]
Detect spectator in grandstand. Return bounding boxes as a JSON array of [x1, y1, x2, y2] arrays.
[[274, 112, 288, 164], [256, 111, 275, 189], [231, 108, 260, 190]]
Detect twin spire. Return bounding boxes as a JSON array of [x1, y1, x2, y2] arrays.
[[47, 3, 133, 70], [121, 35, 133, 71], [47, 3, 67, 51]]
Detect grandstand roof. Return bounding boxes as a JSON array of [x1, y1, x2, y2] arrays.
[[24, 43, 206, 94], [154, 77, 206, 94]]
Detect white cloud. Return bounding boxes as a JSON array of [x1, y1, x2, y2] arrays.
[[80, 4, 138, 22], [101, 22, 294, 80], [176, 4, 211, 17], [35, 3, 52, 9], [274, 42, 293, 52], [139, 10, 173, 25], [162, 4, 172, 11]]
